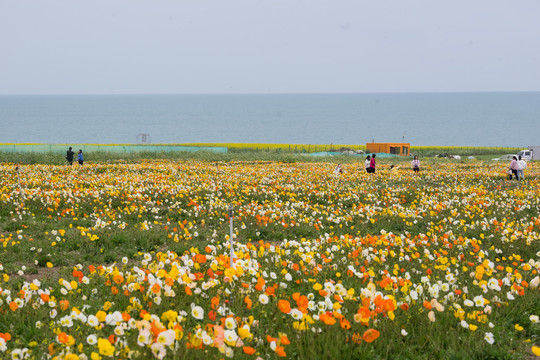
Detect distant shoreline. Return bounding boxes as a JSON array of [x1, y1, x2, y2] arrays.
[[2, 90, 540, 97]]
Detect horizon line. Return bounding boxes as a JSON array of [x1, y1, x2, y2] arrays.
[[1, 90, 540, 97]]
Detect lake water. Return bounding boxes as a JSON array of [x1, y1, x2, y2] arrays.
[[1, 92, 539, 147]]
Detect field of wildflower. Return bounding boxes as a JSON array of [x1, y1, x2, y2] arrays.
[[1, 159, 539, 359]]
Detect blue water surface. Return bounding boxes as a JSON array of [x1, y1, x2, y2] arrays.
[[1, 92, 539, 147]]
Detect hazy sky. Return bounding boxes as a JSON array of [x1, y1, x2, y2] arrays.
[[1, 0, 539, 95]]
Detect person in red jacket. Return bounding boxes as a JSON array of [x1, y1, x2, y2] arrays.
[[369, 154, 376, 173]]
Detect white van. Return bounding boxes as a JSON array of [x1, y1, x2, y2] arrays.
[[517, 147, 540, 160]]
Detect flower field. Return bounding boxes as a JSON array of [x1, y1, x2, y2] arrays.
[[0, 160, 539, 359]]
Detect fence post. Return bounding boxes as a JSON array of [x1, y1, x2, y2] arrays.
[[228, 204, 234, 268], [16, 163, 25, 207]]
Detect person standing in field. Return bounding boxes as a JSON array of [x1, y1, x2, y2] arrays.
[[77, 149, 84, 166], [66, 147, 74, 166], [364, 155, 371, 173], [517, 155, 527, 180], [369, 154, 376, 173], [508, 156, 519, 180], [334, 164, 343, 175], [411, 155, 420, 173]]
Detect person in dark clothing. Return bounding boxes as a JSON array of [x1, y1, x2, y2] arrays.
[[77, 149, 84, 166], [66, 147, 74, 165], [508, 156, 519, 180], [369, 154, 376, 173]]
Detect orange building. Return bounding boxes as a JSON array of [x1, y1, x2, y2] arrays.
[[366, 142, 410, 156]]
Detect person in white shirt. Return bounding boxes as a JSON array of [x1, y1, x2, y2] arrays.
[[364, 155, 371, 173], [411, 155, 420, 173], [517, 155, 527, 180]]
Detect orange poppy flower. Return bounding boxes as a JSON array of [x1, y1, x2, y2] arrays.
[[383, 299, 396, 312], [267, 335, 278, 343], [113, 274, 124, 284], [244, 296, 253, 309], [351, 332, 362, 344], [265, 286, 276, 296], [59, 300, 70, 311], [151, 283, 161, 294], [362, 328, 380, 343], [340, 318, 351, 330], [275, 345, 286, 357], [333, 311, 344, 320], [57, 332, 68, 344], [379, 277, 392, 288], [278, 300, 291, 314], [320, 312, 336, 326], [48, 343, 56, 356], [194, 253, 207, 264]]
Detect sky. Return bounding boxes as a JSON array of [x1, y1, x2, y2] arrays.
[[1, 0, 539, 95]]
